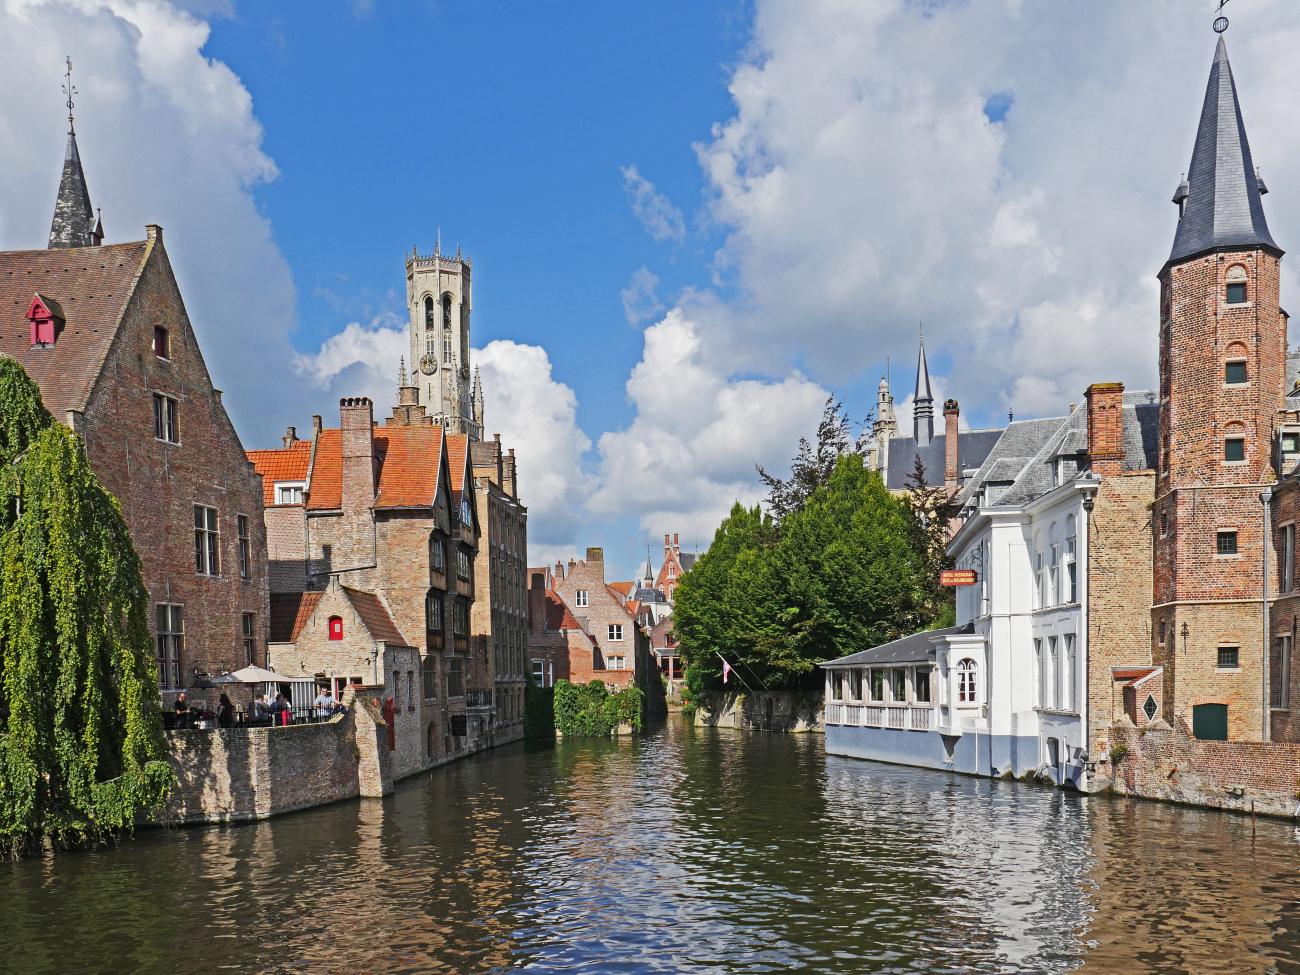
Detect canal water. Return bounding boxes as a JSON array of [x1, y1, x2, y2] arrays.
[[4, 719, 1300, 974]]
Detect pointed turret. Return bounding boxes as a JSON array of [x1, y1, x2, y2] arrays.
[[1168, 36, 1280, 267], [639, 550, 655, 587], [48, 127, 98, 249], [471, 365, 484, 435], [913, 328, 934, 447]]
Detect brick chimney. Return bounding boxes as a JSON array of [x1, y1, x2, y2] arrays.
[[312, 414, 323, 437], [282, 425, 298, 448], [1085, 383, 1126, 477], [340, 397, 375, 513], [528, 571, 547, 634], [943, 399, 960, 491], [672, 533, 680, 553], [664, 533, 672, 558]]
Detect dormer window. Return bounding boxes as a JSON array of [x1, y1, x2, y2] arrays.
[[153, 326, 170, 359], [26, 294, 64, 348]]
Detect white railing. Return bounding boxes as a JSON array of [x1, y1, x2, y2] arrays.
[[826, 703, 933, 731]]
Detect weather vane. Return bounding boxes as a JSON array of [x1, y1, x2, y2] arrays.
[[1214, 0, 1230, 34], [62, 55, 77, 131]]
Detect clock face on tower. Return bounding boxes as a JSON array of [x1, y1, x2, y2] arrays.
[[419, 353, 437, 376]]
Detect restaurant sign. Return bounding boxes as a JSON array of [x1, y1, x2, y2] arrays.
[[940, 569, 978, 587]]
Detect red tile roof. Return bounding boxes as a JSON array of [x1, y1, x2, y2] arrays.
[[609, 581, 634, 598], [544, 590, 581, 631], [1113, 666, 1160, 685], [247, 441, 312, 506], [446, 433, 469, 502], [0, 241, 149, 418], [269, 591, 322, 643], [259, 424, 443, 511], [342, 587, 409, 646]]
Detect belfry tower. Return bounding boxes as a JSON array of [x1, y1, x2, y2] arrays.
[[406, 239, 482, 438], [1152, 33, 1286, 741]]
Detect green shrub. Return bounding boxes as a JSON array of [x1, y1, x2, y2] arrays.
[[553, 679, 644, 736]]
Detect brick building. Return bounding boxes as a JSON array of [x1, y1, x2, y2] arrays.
[[471, 434, 528, 743], [1, 118, 268, 699], [248, 386, 482, 766], [654, 533, 697, 604]]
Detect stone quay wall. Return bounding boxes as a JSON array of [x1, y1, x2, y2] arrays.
[[158, 690, 393, 825], [1107, 718, 1300, 820], [693, 690, 824, 733]]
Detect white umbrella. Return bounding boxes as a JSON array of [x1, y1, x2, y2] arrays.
[[215, 665, 313, 684]]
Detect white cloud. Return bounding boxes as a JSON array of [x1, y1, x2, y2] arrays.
[[690, 0, 1300, 421], [588, 310, 828, 537], [291, 314, 408, 410], [474, 340, 593, 552], [0, 0, 307, 446], [620, 266, 664, 324], [621, 165, 686, 244]]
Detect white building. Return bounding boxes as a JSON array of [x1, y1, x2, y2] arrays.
[[823, 390, 1157, 788]]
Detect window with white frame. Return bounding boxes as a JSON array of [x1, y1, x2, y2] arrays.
[[957, 658, 977, 704], [889, 668, 906, 703], [532, 658, 546, 686], [1062, 634, 1076, 712], [1035, 638, 1045, 708], [607, 623, 624, 641], [831, 671, 844, 702], [153, 393, 178, 443], [237, 515, 251, 580], [1064, 516, 1077, 603], [849, 669, 863, 701], [869, 668, 884, 702], [608, 656, 626, 670], [1049, 636, 1060, 709], [576, 589, 589, 607], [275, 482, 305, 505], [913, 667, 931, 703], [241, 612, 255, 664], [1048, 525, 1060, 607], [194, 505, 219, 576]]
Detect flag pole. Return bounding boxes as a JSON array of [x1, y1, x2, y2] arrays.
[[716, 651, 758, 696]]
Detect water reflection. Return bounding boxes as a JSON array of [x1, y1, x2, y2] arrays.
[[2, 719, 1298, 974]]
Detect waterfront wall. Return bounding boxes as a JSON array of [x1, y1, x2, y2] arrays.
[[694, 690, 823, 733], [160, 692, 392, 825], [1107, 718, 1300, 819]]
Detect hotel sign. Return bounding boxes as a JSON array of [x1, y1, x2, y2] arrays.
[[940, 569, 978, 587]]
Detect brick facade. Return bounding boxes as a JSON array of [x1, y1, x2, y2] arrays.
[[1, 229, 269, 698]]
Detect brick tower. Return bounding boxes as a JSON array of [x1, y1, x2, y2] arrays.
[[1152, 36, 1286, 741]]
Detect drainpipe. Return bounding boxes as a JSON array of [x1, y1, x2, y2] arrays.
[[1261, 486, 1273, 742], [1081, 482, 1097, 784]]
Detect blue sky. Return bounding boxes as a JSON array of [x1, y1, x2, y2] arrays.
[[205, 0, 750, 446], [6, 1, 1300, 582]]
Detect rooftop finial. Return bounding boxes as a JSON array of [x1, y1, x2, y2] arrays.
[[62, 56, 77, 133], [1213, 0, 1229, 34], [398, 355, 408, 387]]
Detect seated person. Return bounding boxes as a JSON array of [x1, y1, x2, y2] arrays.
[[173, 692, 193, 727]]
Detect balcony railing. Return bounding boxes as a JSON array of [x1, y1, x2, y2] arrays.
[[825, 702, 935, 731]]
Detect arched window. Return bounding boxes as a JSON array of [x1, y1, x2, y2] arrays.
[[1048, 522, 1060, 607], [1224, 341, 1249, 385], [957, 658, 977, 703], [1225, 265, 1248, 305], [328, 616, 343, 641], [424, 295, 435, 329], [1224, 421, 1246, 464], [1064, 514, 1078, 603]]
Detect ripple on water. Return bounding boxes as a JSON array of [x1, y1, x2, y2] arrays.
[[3, 721, 1300, 974]]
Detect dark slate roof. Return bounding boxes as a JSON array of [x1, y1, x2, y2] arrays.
[[955, 417, 1067, 506], [49, 129, 98, 249], [679, 552, 698, 572], [821, 623, 975, 668], [0, 240, 150, 418], [1168, 37, 1279, 267], [915, 332, 933, 403], [885, 428, 1004, 490]]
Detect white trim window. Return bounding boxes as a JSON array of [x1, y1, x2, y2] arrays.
[[576, 589, 589, 608], [1064, 516, 1078, 604], [153, 393, 179, 443], [1035, 638, 1045, 708], [957, 659, 977, 704], [1035, 551, 1045, 610], [607, 623, 624, 642], [608, 656, 626, 670], [194, 505, 219, 576], [1049, 635, 1060, 709], [237, 514, 251, 580], [156, 603, 183, 688], [275, 482, 305, 505], [1062, 634, 1076, 712]]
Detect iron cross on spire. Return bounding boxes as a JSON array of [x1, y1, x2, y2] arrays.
[[62, 55, 77, 132], [1214, 0, 1230, 34]]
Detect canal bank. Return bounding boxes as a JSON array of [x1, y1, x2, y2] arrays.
[[9, 718, 1300, 974]]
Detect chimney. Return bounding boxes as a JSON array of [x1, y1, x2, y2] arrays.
[[529, 571, 546, 634], [507, 447, 517, 497], [494, 433, 503, 486], [339, 397, 375, 513], [282, 425, 298, 448], [664, 533, 671, 557], [555, 560, 564, 580], [1085, 383, 1126, 478], [145, 224, 163, 243], [312, 414, 323, 437], [673, 533, 680, 553], [943, 399, 960, 491]]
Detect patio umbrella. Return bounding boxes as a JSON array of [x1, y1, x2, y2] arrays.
[[188, 676, 220, 689], [214, 665, 316, 684]]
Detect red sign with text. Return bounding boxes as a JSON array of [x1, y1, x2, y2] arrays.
[[940, 569, 978, 586]]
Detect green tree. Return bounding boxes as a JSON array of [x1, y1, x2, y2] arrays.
[[902, 456, 957, 629], [0, 360, 172, 857], [755, 397, 871, 522], [674, 502, 777, 699]]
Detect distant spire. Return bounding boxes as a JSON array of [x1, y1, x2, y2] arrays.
[[913, 325, 934, 447], [398, 356, 408, 387], [49, 56, 98, 249], [471, 365, 484, 434], [1167, 33, 1280, 267]]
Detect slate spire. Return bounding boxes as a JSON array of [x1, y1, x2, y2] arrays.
[[1168, 36, 1279, 267], [913, 326, 934, 448], [48, 58, 100, 249]]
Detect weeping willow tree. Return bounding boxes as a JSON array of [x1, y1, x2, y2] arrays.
[[0, 359, 172, 857]]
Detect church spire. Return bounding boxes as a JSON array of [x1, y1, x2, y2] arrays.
[[471, 365, 484, 434], [1167, 35, 1279, 268], [49, 57, 100, 249], [913, 326, 934, 447]]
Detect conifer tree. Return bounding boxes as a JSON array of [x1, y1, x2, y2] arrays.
[[0, 360, 172, 856]]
